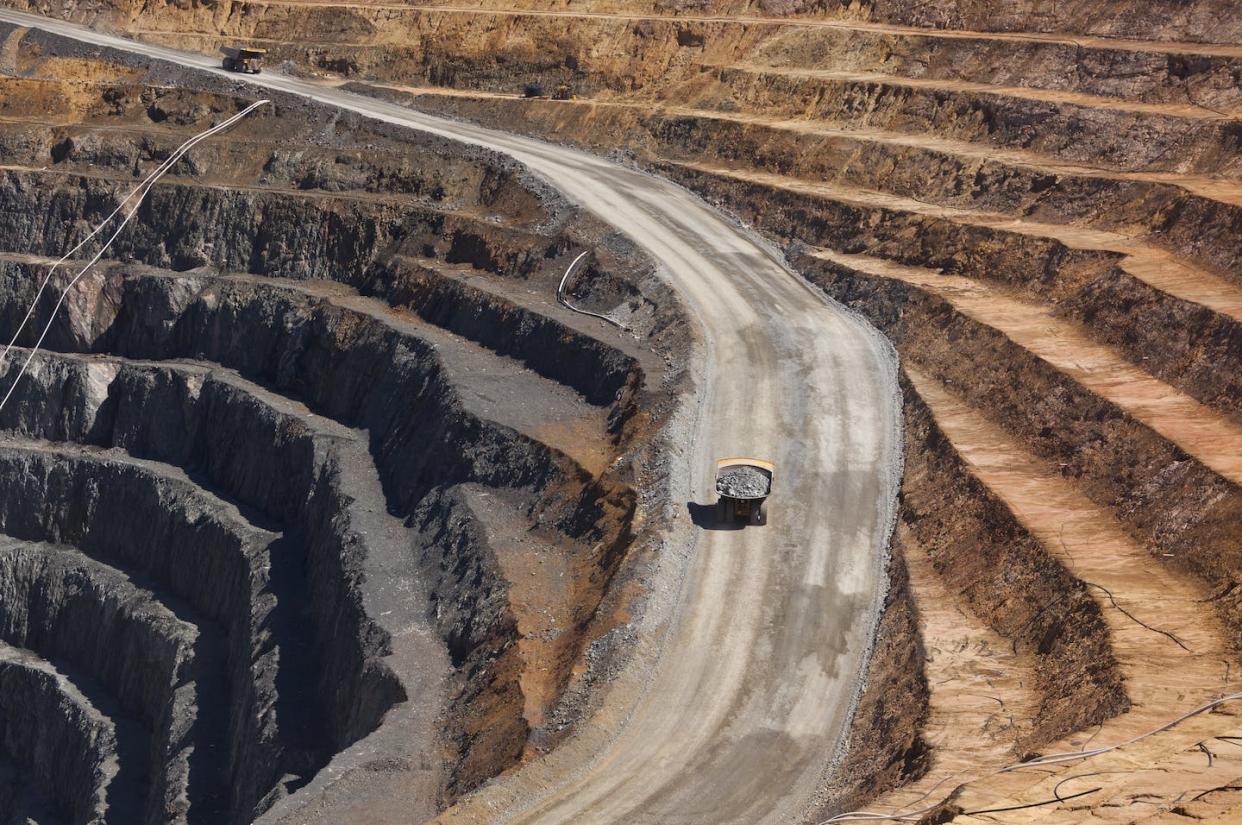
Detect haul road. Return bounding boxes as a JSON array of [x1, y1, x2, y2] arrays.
[[0, 9, 903, 824]]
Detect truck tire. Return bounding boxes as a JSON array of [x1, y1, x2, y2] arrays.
[[718, 499, 728, 522], [752, 500, 766, 525]]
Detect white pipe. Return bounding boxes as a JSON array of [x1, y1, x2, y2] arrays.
[[556, 249, 623, 328], [0, 99, 269, 414]]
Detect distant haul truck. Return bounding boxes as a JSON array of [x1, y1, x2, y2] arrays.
[[521, 82, 577, 100], [715, 458, 773, 526], [223, 47, 266, 74]]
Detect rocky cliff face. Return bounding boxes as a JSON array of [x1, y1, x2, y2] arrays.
[[0, 30, 689, 825], [6, 0, 1239, 819], [118, 0, 1236, 820], [0, 639, 133, 825]]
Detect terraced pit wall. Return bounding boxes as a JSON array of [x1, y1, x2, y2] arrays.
[[0, 34, 691, 825], [75, 0, 1239, 818], [10, 0, 1242, 86], [4, 0, 1242, 819]]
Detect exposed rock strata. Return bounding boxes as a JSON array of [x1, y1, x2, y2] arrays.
[[796, 251, 1242, 652], [0, 37, 688, 823]]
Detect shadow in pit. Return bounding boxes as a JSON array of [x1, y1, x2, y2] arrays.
[[265, 533, 331, 792], [686, 501, 748, 531]]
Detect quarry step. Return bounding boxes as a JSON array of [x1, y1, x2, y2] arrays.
[[901, 367, 1239, 821], [372, 260, 643, 404], [168, 2, 1242, 58], [0, 431, 282, 546], [742, 27, 1242, 112], [695, 66, 1240, 176], [142, 269, 618, 476], [0, 344, 442, 818], [2, 343, 363, 449], [0, 250, 59, 267], [652, 108, 1242, 207], [0, 43, 658, 824], [726, 64, 1241, 123], [0, 107, 264, 144], [0, 533, 210, 822], [334, 86, 1242, 215], [809, 247, 1242, 486], [454, 484, 596, 734], [0, 435, 284, 815], [0, 535, 201, 669], [390, 254, 654, 377], [0, 266, 606, 541], [0, 438, 257, 643], [0, 115, 533, 213], [211, 367, 360, 443], [0, 638, 147, 825], [113, 7, 1242, 121], [678, 161, 1242, 319], [0, 347, 394, 544], [906, 368, 1235, 710], [0, 161, 485, 211], [0, 490, 238, 768], [0, 209, 625, 471], [875, 521, 1039, 814], [0, 83, 552, 228], [0, 253, 621, 469], [325, 85, 1242, 293]]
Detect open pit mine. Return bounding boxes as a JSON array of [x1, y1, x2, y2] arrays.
[[0, 1, 1238, 824]]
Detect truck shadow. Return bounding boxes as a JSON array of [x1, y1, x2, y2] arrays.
[[686, 501, 746, 531]]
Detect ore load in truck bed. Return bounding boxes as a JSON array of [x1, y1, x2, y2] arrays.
[[716, 465, 772, 499]]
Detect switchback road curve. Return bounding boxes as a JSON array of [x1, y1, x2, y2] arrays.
[[0, 10, 903, 823]]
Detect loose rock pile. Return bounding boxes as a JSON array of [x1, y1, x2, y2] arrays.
[[716, 466, 771, 499]]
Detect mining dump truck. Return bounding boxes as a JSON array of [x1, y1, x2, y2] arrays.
[[223, 47, 266, 74], [716, 458, 774, 526]]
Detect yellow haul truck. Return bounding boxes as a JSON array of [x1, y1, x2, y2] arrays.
[[715, 458, 774, 526], [223, 47, 266, 74]]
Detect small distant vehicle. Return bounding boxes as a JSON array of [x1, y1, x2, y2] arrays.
[[223, 47, 267, 74], [521, 82, 576, 101], [715, 458, 774, 526]]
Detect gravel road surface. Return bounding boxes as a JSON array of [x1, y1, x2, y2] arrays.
[[0, 10, 903, 823]]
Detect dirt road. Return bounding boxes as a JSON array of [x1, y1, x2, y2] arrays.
[[0, 9, 903, 823]]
